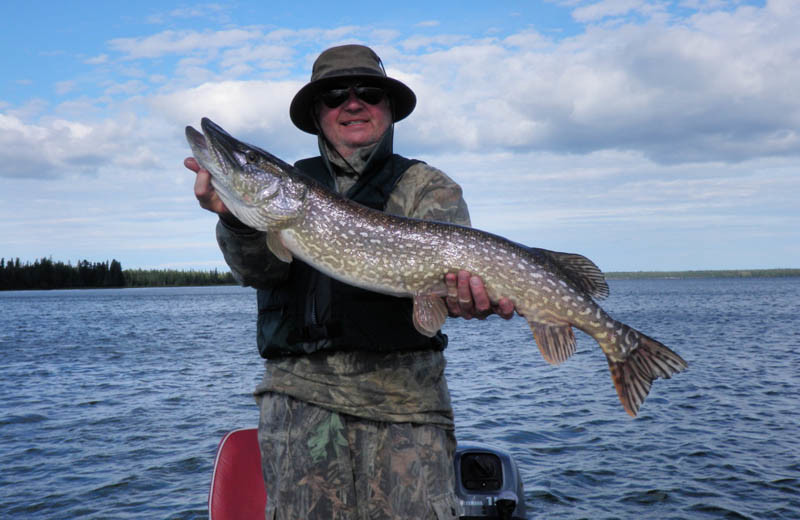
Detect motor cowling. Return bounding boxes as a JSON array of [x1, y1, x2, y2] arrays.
[[454, 443, 527, 520]]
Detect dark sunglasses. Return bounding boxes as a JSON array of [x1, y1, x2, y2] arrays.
[[318, 85, 386, 108]]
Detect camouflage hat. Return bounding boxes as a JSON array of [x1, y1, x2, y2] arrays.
[[290, 44, 416, 134]]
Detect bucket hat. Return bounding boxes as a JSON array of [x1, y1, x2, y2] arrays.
[[290, 44, 416, 134]]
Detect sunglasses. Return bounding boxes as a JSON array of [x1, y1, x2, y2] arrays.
[[318, 85, 386, 108]]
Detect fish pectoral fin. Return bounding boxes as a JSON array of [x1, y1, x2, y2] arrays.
[[267, 232, 293, 263], [528, 321, 576, 365], [412, 294, 448, 337]]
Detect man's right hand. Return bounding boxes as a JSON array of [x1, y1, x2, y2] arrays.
[[185, 157, 252, 229], [184, 157, 231, 215]]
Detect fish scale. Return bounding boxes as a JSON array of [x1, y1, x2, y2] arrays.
[[186, 117, 688, 417]]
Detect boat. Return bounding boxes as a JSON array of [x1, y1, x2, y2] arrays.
[[208, 428, 527, 519]]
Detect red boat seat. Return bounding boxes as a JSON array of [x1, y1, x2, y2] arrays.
[[208, 428, 266, 520]]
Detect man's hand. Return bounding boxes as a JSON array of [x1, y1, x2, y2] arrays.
[[185, 157, 250, 229], [185, 157, 232, 216], [445, 270, 515, 320]]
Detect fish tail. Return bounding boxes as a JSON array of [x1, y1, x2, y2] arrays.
[[606, 329, 688, 417]]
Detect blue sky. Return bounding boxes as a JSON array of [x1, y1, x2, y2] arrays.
[[2, 0, 796, 272]]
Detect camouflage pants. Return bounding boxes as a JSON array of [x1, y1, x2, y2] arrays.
[[256, 392, 461, 520]]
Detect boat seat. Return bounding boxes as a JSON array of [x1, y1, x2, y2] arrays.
[[208, 428, 266, 520]]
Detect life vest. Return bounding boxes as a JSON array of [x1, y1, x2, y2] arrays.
[[255, 153, 448, 359]]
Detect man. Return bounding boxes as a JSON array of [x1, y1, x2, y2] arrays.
[[186, 44, 513, 519]]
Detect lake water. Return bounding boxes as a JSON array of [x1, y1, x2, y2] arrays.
[[1, 278, 798, 519]]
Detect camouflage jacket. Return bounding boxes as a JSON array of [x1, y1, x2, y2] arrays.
[[217, 134, 470, 429]]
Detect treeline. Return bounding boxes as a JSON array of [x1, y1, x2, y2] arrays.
[[123, 268, 235, 287], [1, 258, 125, 290], [0, 257, 235, 291]]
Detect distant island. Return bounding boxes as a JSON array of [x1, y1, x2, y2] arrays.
[[1, 257, 798, 291]]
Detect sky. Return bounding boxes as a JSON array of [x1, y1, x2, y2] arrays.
[[1, 0, 797, 272]]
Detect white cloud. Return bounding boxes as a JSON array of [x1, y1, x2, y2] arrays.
[[150, 80, 298, 131], [55, 81, 77, 95], [109, 28, 262, 59], [4, 1, 799, 187], [219, 44, 295, 77], [104, 79, 149, 97], [0, 113, 162, 179], [571, 0, 647, 22], [503, 30, 552, 50], [678, 0, 747, 11], [400, 34, 470, 52], [390, 1, 800, 164], [149, 79, 311, 160], [147, 3, 232, 25], [84, 54, 109, 65]]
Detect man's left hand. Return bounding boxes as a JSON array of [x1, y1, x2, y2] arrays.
[[445, 270, 515, 320]]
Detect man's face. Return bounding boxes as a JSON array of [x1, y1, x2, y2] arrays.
[[316, 84, 392, 159]]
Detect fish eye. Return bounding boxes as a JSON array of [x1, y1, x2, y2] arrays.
[[245, 150, 258, 163]]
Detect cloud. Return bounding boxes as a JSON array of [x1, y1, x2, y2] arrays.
[[150, 80, 297, 130], [570, 0, 664, 23], [108, 28, 262, 59], [146, 3, 232, 25], [219, 44, 295, 76], [394, 1, 800, 164], [55, 81, 77, 95], [149, 79, 311, 159], [6, 1, 800, 185], [0, 113, 161, 179], [400, 34, 470, 52], [104, 79, 149, 97], [678, 0, 749, 11], [84, 54, 109, 65]]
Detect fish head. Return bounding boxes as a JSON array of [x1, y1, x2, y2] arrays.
[[186, 118, 307, 230]]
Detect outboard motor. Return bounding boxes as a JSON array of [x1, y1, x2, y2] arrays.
[[454, 443, 527, 520]]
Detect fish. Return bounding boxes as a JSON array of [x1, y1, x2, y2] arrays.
[[186, 117, 688, 417]]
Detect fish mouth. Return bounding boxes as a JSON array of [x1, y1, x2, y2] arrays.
[[199, 118, 245, 172], [185, 119, 254, 213], [185, 121, 240, 177], [185, 125, 205, 149], [185, 125, 212, 165], [200, 117, 235, 146]]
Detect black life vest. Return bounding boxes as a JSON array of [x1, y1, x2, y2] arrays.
[[255, 154, 448, 359]]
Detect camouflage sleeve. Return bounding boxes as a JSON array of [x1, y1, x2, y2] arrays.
[[215, 219, 290, 288], [386, 162, 471, 226]]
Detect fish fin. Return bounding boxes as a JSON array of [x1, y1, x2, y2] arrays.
[[536, 249, 610, 300], [529, 322, 576, 365], [412, 294, 448, 337], [267, 232, 293, 263], [606, 333, 688, 417]]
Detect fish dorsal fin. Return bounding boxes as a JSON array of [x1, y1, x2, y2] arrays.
[[538, 249, 609, 300], [267, 232, 293, 263]]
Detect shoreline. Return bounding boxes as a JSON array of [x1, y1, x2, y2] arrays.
[[2, 268, 799, 292], [605, 268, 800, 280]]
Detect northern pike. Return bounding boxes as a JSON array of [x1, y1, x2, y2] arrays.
[[186, 117, 687, 417]]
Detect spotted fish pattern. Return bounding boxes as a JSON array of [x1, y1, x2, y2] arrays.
[[187, 118, 688, 417]]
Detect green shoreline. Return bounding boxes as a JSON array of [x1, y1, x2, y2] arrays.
[[2, 256, 799, 291], [605, 268, 800, 279]]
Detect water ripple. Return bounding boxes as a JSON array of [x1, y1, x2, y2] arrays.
[[1, 280, 799, 518]]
